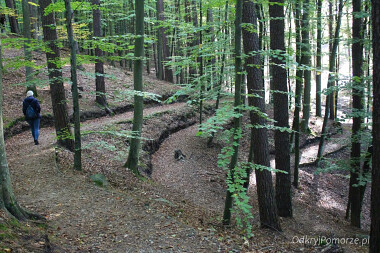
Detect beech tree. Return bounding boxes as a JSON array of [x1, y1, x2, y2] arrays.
[[349, 0, 365, 228], [39, 0, 74, 151], [92, 0, 110, 113], [21, 0, 37, 95], [242, 0, 281, 231], [125, 0, 144, 176], [5, 0, 19, 34], [0, 38, 41, 221], [269, 0, 292, 218], [222, 0, 243, 225], [64, 0, 82, 170], [370, 1, 380, 251]]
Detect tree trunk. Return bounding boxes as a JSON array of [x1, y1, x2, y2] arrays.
[[370, 1, 380, 251], [350, 0, 364, 228], [156, 0, 173, 82], [64, 0, 82, 170], [5, 0, 19, 34], [22, 0, 36, 95], [92, 0, 109, 111], [316, 0, 322, 117], [293, 3, 302, 188], [39, 0, 74, 151], [222, 0, 243, 225], [300, 0, 312, 132], [0, 38, 42, 221], [243, 0, 281, 231], [125, 0, 144, 176], [207, 1, 228, 147], [155, 0, 164, 80], [269, 0, 292, 218], [316, 0, 343, 166]]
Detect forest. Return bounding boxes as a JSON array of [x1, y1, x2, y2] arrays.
[[0, 0, 379, 252]]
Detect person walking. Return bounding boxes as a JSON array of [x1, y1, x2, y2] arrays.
[[23, 90, 41, 145]]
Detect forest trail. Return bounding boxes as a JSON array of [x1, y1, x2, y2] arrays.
[[152, 119, 370, 253], [6, 102, 225, 252]]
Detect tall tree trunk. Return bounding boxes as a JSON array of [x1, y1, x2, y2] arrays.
[[92, 0, 109, 112], [300, 0, 312, 132], [243, 0, 281, 231], [350, 0, 364, 228], [157, 0, 173, 82], [316, 0, 343, 166], [22, 0, 37, 95], [199, 0, 204, 125], [316, 0, 322, 117], [269, 0, 292, 218], [0, 37, 42, 221], [5, 0, 19, 34], [222, 0, 243, 225], [125, 0, 144, 176], [207, 1, 228, 147], [65, 0, 82, 171], [370, 1, 380, 251], [155, 0, 164, 80], [293, 3, 302, 188], [39, 0, 74, 151]]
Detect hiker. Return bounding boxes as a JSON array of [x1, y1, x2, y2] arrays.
[[23, 90, 41, 145]]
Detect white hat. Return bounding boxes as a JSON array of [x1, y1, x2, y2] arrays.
[[26, 90, 34, 97]]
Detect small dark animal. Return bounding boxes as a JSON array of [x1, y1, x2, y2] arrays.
[[174, 149, 186, 161]]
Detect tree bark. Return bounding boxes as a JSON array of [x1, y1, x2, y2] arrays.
[[39, 0, 74, 151], [350, 0, 364, 228], [64, 0, 82, 170], [316, 0, 343, 166], [300, 0, 312, 132], [5, 0, 19, 34], [269, 0, 292, 218], [243, 0, 281, 231], [22, 0, 36, 95], [92, 0, 108, 111], [125, 0, 144, 176], [0, 38, 42, 221], [156, 0, 173, 82], [292, 3, 302, 188], [316, 0, 322, 117], [370, 1, 380, 251], [222, 0, 243, 225]]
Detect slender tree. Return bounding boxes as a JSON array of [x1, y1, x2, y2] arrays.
[[300, 0, 312, 132], [39, 0, 74, 151], [350, 0, 365, 228], [125, 0, 144, 176], [370, 1, 380, 251], [269, 0, 292, 218], [242, 0, 281, 231], [316, 0, 343, 166], [5, 0, 19, 34], [0, 37, 42, 221], [64, 0, 82, 170], [293, 1, 302, 188], [92, 0, 110, 113], [22, 0, 37, 95], [222, 0, 243, 225], [156, 0, 173, 83], [316, 0, 322, 117]]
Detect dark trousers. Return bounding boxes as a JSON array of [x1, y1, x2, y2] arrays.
[[27, 118, 40, 141]]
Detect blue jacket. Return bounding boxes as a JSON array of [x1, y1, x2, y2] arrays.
[[23, 96, 41, 119]]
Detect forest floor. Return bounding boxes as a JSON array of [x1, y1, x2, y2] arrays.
[[0, 47, 371, 252]]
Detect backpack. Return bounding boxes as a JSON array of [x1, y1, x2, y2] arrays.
[[26, 104, 37, 120]]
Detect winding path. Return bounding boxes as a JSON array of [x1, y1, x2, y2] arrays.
[[7, 103, 225, 252]]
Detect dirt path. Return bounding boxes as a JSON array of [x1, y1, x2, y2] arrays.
[[152, 119, 369, 253], [7, 103, 224, 252]]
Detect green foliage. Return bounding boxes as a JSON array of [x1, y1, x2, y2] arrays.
[[90, 173, 109, 187]]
